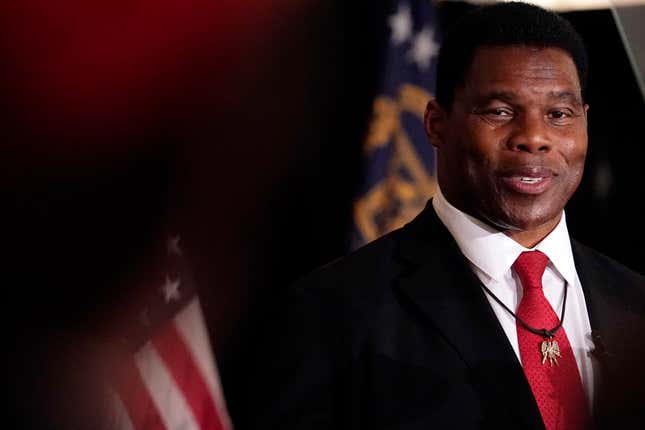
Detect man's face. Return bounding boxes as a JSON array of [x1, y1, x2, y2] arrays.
[[428, 46, 588, 236]]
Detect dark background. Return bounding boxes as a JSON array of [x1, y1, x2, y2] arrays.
[[3, 1, 644, 427]]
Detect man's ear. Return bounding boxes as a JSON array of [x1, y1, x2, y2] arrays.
[[424, 98, 447, 148]]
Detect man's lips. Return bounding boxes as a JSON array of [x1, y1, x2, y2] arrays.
[[499, 167, 555, 195]]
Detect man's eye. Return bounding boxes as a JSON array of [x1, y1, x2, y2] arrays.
[[479, 108, 513, 120], [549, 110, 568, 118], [489, 108, 512, 116], [473, 106, 514, 123]]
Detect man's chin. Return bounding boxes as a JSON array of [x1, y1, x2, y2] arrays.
[[480, 207, 562, 235]]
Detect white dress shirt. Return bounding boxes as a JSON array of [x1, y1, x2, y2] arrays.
[[431, 188, 596, 408]]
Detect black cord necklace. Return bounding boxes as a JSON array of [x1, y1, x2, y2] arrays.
[[480, 280, 568, 339]]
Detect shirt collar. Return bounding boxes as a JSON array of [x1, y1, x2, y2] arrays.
[[533, 214, 578, 288], [432, 187, 577, 286]]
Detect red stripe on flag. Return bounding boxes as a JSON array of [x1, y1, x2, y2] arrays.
[[152, 322, 226, 430], [115, 356, 168, 430]]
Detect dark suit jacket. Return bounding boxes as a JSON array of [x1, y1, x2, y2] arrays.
[[246, 205, 645, 429]]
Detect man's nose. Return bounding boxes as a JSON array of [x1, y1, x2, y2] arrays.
[[507, 112, 552, 153]]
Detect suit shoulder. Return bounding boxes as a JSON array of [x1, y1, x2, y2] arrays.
[[572, 240, 645, 286], [573, 239, 645, 316]]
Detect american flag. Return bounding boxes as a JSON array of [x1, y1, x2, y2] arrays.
[[351, 0, 442, 248], [109, 235, 232, 430]]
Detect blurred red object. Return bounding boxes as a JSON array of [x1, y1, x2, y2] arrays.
[[2, 0, 303, 169]]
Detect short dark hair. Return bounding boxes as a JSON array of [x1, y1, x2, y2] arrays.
[[435, 1, 588, 109]]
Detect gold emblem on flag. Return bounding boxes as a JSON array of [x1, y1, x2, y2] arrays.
[[354, 84, 437, 243]]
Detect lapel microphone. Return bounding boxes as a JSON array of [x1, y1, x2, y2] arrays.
[[589, 330, 611, 362]]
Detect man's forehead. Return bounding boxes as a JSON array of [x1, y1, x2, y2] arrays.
[[473, 89, 584, 106], [461, 45, 583, 99]]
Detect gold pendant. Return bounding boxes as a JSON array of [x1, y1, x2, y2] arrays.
[[541, 339, 561, 366]]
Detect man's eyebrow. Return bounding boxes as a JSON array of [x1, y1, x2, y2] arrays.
[[476, 91, 518, 103], [547, 91, 584, 106]]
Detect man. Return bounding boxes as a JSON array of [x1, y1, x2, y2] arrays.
[[246, 3, 645, 429]]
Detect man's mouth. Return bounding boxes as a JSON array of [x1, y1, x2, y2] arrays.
[[519, 177, 544, 184], [501, 167, 555, 194]]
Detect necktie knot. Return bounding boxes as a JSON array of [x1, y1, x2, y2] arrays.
[[513, 250, 549, 290]]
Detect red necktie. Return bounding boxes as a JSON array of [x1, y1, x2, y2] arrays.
[[514, 251, 589, 430]]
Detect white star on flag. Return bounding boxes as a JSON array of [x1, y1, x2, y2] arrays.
[[407, 26, 439, 70], [388, 3, 412, 45], [161, 275, 181, 303], [167, 235, 182, 256]]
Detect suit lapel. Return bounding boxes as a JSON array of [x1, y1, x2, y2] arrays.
[[394, 205, 544, 429], [571, 240, 625, 421], [571, 240, 612, 361], [573, 242, 645, 427]]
